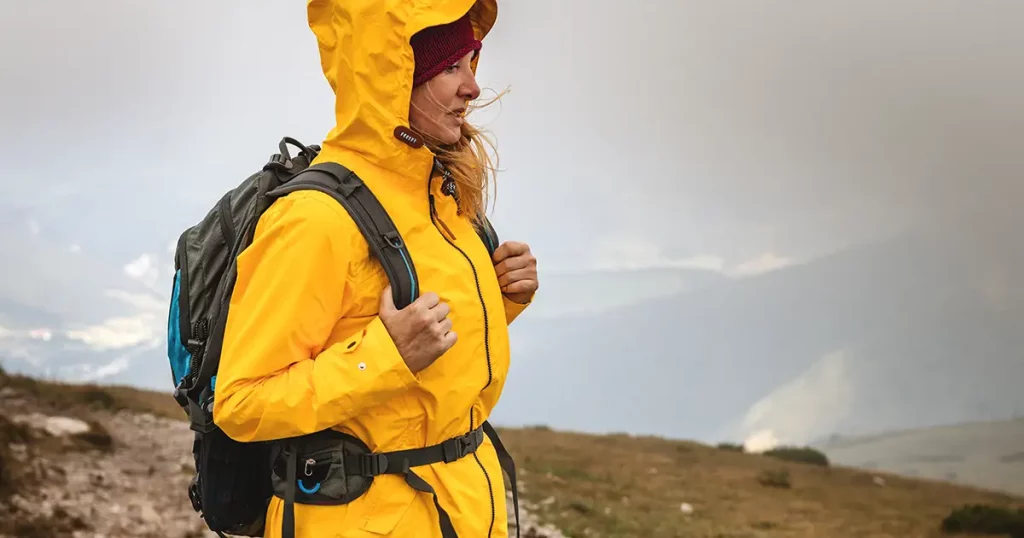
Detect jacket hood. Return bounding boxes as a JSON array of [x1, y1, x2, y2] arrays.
[[306, 0, 498, 179]]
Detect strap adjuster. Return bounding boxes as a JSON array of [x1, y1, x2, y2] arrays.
[[360, 454, 388, 476], [264, 153, 294, 172]]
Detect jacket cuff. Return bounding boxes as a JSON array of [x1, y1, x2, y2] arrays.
[[503, 293, 533, 325]]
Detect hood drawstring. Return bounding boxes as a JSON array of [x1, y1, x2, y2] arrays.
[[429, 158, 458, 241]]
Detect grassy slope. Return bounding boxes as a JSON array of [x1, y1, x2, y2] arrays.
[[818, 419, 1024, 499], [3, 371, 1021, 538], [496, 427, 1023, 538], [0, 372, 186, 422]]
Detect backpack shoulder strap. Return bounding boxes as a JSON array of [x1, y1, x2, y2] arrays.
[[266, 162, 419, 310], [473, 215, 499, 258]]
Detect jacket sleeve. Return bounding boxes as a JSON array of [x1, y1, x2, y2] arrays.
[[503, 293, 533, 325], [212, 191, 418, 443]]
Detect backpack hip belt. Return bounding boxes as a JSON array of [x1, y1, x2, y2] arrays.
[[272, 423, 516, 538]]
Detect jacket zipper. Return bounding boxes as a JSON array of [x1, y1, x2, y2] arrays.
[[427, 160, 497, 537]]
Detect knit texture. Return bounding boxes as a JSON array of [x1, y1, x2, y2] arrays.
[[411, 13, 482, 87]]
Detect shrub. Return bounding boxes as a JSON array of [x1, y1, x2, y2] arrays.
[[716, 442, 745, 452], [0, 414, 31, 498], [79, 387, 118, 410], [71, 420, 115, 453], [763, 446, 830, 467], [940, 504, 1024, 536], [757, 469, 791, 489]]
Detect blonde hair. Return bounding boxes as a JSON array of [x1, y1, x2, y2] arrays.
[[411, 89, 507, 225]]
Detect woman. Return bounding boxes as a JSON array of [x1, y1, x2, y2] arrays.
[[212, 0, 536, 537]]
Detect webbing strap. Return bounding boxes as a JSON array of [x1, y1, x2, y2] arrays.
[[483, 421, 520, 538], [403, 467, 459, 538], [282, 445, 297, 538], [344, 427, 484, 477]]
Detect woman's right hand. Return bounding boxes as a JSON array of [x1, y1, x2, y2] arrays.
[[378, 286, 457, 373]]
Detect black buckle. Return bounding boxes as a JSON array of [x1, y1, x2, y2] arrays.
[[186, 397, 216, 434], [187, 475, 202, 513], [360, 454, 388, 476], [442, 430, 481, 463], [264, 153, 293, 172]]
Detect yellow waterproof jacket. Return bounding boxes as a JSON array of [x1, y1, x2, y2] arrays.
[[211, 0, 528, 537]]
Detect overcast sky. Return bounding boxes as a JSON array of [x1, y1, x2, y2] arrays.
[[3, 0, 1022, 274]]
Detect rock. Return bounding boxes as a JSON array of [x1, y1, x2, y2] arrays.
[[12, 413, 92, 437], [680, 502, 694, 514], [44, 416, 92, 436]]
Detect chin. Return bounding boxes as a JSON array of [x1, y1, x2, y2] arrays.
[[436, 128, 462, 146]]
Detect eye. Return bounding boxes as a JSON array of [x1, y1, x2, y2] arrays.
[[444, 63, 459, 74]]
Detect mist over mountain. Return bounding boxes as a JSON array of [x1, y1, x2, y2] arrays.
[[0, 216, 174, 390], [494, 214, 1024, 447]]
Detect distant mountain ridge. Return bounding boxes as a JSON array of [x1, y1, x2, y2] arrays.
[[495, 221, 1024, 448], [817, 418, 1024, 497]]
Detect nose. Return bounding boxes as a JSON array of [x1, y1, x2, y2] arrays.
[[460, 72, 481, 101]]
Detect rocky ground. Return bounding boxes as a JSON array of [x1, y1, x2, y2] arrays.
[[0, 377, 566, 538]]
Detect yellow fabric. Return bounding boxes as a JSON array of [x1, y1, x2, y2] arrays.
[[211, 0, 525, 537]]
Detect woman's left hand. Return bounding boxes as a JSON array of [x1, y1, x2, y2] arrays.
[[492, 241, 538, 304]]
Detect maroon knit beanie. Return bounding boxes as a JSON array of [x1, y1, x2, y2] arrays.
[[411, 13, 482, 87]]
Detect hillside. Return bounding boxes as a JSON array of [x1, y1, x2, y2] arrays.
[[817, 419, 1024, 498], [3, 372, 1023, 538]]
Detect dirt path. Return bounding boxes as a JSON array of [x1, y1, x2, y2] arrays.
[[0, 381, 564, 538]]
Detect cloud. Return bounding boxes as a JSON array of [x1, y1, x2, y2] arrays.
[[70, 244, 82, 254], [65, 314, 161, 351], [738, 349, 855, 452], [730, 252, 796, 277], [743, 430, 782, 454], [27, 219, 40, 236], [64, 288, 167, 352], [123, 253, 162, 289], [106, 289, 166, 312], [71, 355, 133, 382], [588, 235, 795, 278], [28, 328, 53, 342]]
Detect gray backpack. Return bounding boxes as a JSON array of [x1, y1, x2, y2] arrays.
[[166, 137, 519, 538]]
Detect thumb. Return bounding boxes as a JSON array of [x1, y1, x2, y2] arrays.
[[379, 285, 396, 315]]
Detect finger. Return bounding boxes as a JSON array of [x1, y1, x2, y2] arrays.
[[494, 254, 530, 278], [438, 317, 453, 335], [497, 267, 535, 288], [432, 301, 451, 322], [441, 330, 458, 350], [493, 241, 527, 263], [416, 291, 441, 310], [379, 285, 395, 314], [502, 279, 537, 295]]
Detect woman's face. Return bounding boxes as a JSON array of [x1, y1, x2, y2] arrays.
[[409, 51, 482, 146]]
